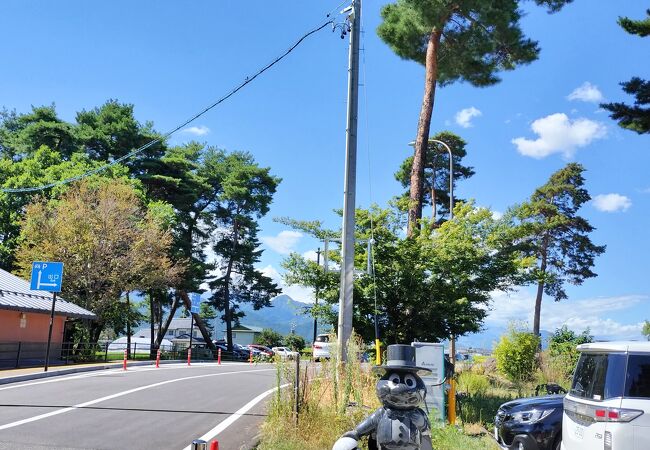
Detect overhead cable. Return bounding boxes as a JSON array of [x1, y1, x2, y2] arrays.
[[2, 19, 334, 194]]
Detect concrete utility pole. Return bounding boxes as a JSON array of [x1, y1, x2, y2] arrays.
[[338, 0, 361, 363], [312, 248, 321, 344]]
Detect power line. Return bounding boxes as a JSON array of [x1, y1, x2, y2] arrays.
[[2, 19, 335, 194]]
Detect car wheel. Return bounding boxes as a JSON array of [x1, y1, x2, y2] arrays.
[[553, 435, 562, 450], [512, 437, 527, 450]]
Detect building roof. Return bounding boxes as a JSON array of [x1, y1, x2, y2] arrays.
[[231, 324, 263, 333], [0, 268, 96, 320]]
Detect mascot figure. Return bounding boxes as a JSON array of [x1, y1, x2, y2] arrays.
[[333, 344, 433, 450]]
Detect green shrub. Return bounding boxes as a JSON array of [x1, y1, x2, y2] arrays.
[[494, 326, 539, 384], [457, 372, 490, 396]]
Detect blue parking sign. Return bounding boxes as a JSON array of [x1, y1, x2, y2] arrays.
[[30, 262, 64, 292], [190, 292, 201, 314]]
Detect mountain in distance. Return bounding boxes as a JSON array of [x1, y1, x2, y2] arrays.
[[237, 294, 330, 342]]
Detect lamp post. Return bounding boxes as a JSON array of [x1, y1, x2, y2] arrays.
[[408, 139, 454, 222]]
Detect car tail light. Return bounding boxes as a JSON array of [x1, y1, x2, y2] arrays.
[[313, 344, 322, 349], [565, 398, 643, 423], [594, 407, 643, 423]]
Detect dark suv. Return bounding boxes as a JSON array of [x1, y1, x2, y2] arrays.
[[494, 393, 564, 450]]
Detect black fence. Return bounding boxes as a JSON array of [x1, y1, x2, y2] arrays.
[[0, 341, 249, 369]]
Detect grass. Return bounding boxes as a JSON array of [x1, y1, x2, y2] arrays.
[[257, 336, 503, 450]]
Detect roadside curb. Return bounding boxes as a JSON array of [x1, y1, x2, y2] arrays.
[[0, 360, 189, 385]]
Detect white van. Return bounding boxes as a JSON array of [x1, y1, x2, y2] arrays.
[[562, 341, 650, 450], [312, 334, 333, 362]]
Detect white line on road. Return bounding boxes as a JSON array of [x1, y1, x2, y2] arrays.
[[181, 382, 291, 450], [0, 368, 274, 431], [0, 362, 264, 392]]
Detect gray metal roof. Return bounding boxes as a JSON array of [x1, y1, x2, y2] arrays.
[[0, 269, 96, 320]]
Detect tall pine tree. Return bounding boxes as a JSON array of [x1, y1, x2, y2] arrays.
[[377, 0, 573, 235], [513, 163, 605, 338]]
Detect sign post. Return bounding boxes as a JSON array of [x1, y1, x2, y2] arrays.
[[30, 262, 64, 372], [188, 293, 201, 364]]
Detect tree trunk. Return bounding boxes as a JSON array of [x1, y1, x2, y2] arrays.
[[178, 290, 215, 350], [156, 294, 179, 348], [408, 27, 442, 237], [223, 218, 240, 353], [533, 236, 549, 340]]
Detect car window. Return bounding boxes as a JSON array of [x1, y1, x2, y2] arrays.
[[625, 354, 650, 399], [570, 352, 626, 400], [316, 335, 330, 343]]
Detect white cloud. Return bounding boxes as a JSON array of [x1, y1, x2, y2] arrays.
[[592, 193, 632, 212], [491, 210, 503, 220], [302, 250, 319, 262], [455, 107, 482, 128], [181, 125, 210, 136], [486, 289, 647, 339], [260, 264, 314, 303], [260, 230, 303, 255], [567, 82, 604, 103], [512, 113, 607, 158]]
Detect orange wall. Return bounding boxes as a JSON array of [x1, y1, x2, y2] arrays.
[[0, 309, 66, 343]]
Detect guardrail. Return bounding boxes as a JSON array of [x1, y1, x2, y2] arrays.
[[0, 341, 250, 369]]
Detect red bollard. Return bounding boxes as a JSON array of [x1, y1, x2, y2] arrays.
[[123, 348, 127, 371], [155, 349, 161, 368], [187, 348, 192, 366], [217, 348, 221, 365], [249, 349, 253, 365], [210, 440, 219, 450]]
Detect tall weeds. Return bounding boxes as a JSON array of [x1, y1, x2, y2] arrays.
[[258, 333, 379, 450]]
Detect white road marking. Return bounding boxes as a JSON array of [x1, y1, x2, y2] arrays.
[[0, 362, 265, 392], [181, 383, 291, 450], [0, 368, 274, 431]]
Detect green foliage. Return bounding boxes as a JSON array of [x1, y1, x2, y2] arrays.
[[256, 328, 284, 348], [601, 10, 649, 134], [547, 326, 592, 380], [15, 179, 177, 341], [376, 0, 565, 87], [281, 202, 528, 344], [457, 371, 490, 396], [208, 151, 281, 348], [393, 132, 475, 221], [284, 333, 306, 352], [642, 320, 650, 341], [512, 163, 605, 335], [430, 426, 499, 450], [199, 302, 217, 336], [494, 326, 540, 383]]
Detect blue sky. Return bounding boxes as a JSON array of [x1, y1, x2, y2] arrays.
[[1, 1, 648, 341]]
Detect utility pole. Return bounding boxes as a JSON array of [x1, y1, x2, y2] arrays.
[[312, 248, 321, 344], [338, 0, 361, 363]]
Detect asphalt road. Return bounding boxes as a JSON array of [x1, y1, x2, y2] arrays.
[[0, 362, 281, 450]]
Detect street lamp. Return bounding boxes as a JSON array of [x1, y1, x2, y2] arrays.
[[408, 139, 454, 222]]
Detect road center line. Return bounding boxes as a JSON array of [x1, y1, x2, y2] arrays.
[[0, 368, 274, 431], [181, 382, 291, 450]]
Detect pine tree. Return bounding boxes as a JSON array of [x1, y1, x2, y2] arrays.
[[514, 163, 606, 338], [601, 10, 650, 134], [377, 0, 573, 235]]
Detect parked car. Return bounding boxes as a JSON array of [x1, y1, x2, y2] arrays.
[[272, 346, 299, 359], [312, 333, 333, 362], [213, 342, 248, 360], [247, 344, 274, 357], [494, 394, 564, 450], [562, 341, 650, 450]]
